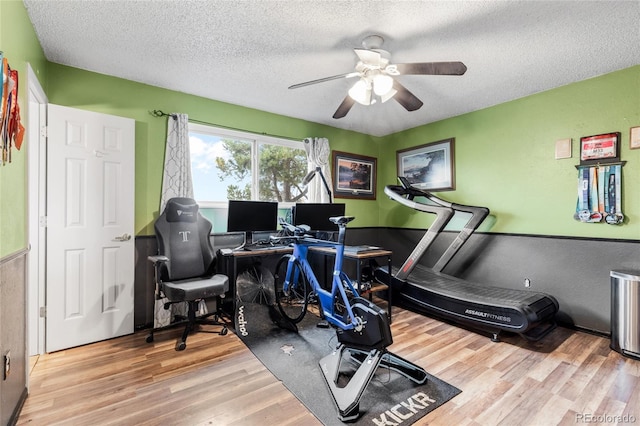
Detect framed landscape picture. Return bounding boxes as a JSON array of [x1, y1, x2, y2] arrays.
[[397, 138, 455, 191], [332, 150, 377, 200]]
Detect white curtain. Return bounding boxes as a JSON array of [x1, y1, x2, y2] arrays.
[[303, 137, 332, 203], [160, 113, 193, 211], [155, 112, 192, 328]]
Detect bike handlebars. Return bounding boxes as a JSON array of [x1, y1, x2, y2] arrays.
[[274, 215, 355, 246]]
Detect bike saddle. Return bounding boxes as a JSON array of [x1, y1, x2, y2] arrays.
[[329, 216, 355, 225]]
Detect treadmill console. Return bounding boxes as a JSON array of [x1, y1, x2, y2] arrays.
[[398, 175, 412, 189], [396, 175, 421, 200]]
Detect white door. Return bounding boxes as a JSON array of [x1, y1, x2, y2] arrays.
[[46, 104, 135, 352]]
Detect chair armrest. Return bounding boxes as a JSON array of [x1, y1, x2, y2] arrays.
[[148, 255, 169, 298], [148, 255, 169, 264]]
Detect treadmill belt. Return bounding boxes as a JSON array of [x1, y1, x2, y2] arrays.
[[383, 264, 559, 339], [407, 266, 545, 306]]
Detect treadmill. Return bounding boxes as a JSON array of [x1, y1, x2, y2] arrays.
[[375, 177, 559, 341]]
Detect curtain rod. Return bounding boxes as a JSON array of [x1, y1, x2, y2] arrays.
[[150, 109, 304, 142]]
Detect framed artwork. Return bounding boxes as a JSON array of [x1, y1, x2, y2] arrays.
[[332, 150, 377, 200], [579, 132, 620, 165], [630, 126, 640, 150], [555, 138, 572, 159], [396, 138, 455, 191]]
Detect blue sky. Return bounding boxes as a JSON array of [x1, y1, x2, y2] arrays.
[[189, 132, 250, 202]]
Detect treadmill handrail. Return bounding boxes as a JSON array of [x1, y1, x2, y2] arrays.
[[420, 190, 490, 273], [385, 182, 490, 274], [393, 182, 490, 220], [385, 185, 454, 279], [384, 185, 453, 216]]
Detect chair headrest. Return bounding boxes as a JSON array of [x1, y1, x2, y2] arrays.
[[164, 198, 199, 223]]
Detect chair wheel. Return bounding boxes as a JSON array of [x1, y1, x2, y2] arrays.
[[146, 334, 154, 343], [220, 327, 228, 336], [176, 341, 187, 351]]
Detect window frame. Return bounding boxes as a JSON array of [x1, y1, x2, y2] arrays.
[[188, 122, 306, 209]]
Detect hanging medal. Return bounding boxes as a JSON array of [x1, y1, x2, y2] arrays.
[[575, 167, 591, 222], [586, 167, 602, 222], [605, 165, 623, 225], [597, 166, 605, 214]]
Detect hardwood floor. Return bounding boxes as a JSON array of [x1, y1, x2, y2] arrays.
[[18, 305, 639, 425]]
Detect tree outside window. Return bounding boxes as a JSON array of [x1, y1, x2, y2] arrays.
[[189, 125, 308, 204]]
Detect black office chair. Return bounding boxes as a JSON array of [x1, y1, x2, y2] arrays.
[[147, 197, 229, 350]]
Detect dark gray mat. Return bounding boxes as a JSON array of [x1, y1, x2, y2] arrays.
[[236, 301, 461, 425]]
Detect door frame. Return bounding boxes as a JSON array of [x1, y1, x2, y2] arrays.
[[27, 63, 48, 356]]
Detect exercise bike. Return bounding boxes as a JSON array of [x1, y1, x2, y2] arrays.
[[272, 216, 428, 421]]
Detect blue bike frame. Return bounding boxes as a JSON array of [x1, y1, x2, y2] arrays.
[[283, 237, 361, 331]]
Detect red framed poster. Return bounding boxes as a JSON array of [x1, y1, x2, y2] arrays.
[[580, 132, 620, 165]]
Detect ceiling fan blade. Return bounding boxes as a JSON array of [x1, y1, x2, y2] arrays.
[[354, 48, 381, 64], [333, 95, 356, 119], [394, 61, 467, 76], [392, 80, 424, 112], [289, 72, 359, 89]]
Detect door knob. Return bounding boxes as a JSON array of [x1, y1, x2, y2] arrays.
[[113, 233, 132, 242]]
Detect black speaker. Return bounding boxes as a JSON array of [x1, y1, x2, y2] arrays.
[[337, 297, 392, 351]]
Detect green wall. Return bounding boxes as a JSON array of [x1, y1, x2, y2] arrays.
[[381, 66, 640, 240], [45, 63, 382, 235], [47, 62, 638, 241], [0, 0, 48, 258]]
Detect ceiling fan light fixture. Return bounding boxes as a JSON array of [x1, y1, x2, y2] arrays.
[[380, 88, 397, 103], [348, 79, 372, 105], [373, 74, 394, 96]]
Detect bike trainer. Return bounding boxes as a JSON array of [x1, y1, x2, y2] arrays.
[[318, 297, 428, 421]]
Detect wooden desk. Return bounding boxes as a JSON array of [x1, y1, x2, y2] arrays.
[[310, 246, 393, 320]]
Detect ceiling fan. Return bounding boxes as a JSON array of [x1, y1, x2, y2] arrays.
[[288, 35, 467, 119]]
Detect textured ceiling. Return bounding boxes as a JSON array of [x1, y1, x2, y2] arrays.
[[23, 0, 640, 137]]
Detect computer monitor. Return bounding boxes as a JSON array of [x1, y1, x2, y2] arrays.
[[293, 203, 346, 231], [227, 200, 278, 243]]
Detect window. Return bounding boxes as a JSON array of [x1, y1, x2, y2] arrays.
[[189, 123, 308, 231]]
